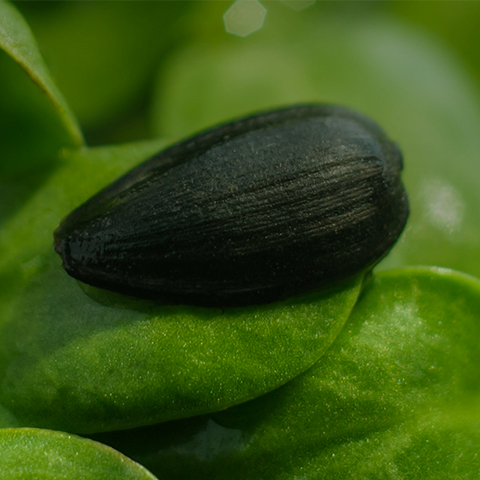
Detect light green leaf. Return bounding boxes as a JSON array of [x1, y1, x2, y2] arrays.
[[0, 1, 83, 171], [0, 428, 158, 479], [93, 268, 480, 479], [0, 141, 362, 434]]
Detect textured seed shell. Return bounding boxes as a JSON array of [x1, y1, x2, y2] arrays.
[[54, 105, 408, 307]]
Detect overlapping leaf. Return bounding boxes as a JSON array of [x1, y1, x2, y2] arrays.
[[92, 268, 480, 479]]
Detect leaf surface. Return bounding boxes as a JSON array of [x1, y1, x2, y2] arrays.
[[92, 267, 480, 479], [0, 428, 158, 480]]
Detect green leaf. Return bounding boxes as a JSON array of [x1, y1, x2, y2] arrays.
[[0, 428, 158, 479], [93, 267, 480, 479], [14, 1, 191, 139], [151, 12, 480, 280], [0, 141, 362, 434], [0, 1, 83, 171]]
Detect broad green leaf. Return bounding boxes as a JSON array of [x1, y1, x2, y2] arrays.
[[0, 1, 83, 171], [0, 141, 362, 434], [92, 267, 480, 479], [152, 12, 480, 279], [0, 428, 158, 479]]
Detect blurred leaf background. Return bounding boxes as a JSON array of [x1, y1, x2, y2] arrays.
[[11, 1, 480, 140]]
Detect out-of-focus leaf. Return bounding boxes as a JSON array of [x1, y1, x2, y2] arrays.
[[0, 428, 158, 479], [0, 140, 362, 434], [15, 1, 191, 141], [392, 1, 480, 91], [0, 405, 19, 428], [0, 1, 83, 171], [93, 267, 480, 480], [152, 13, 480, 279]]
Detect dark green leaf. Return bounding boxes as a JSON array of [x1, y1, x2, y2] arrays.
[[15, 1, 191, 141]]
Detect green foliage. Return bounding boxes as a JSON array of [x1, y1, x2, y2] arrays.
[[93, 268, 480, 479], [0, 428, 157, 479], [14, 1, 190, 139], [0, 1, 83, 172], [1, 1, 479, 478]]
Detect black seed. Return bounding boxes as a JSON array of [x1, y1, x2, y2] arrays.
[[54, 105, 409, 307]]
